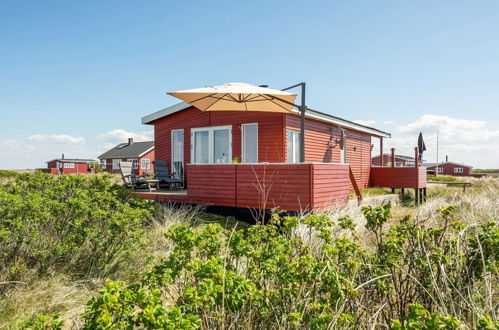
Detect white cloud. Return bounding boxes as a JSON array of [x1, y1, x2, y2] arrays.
[[383, 120, 394, 125], [29, 134, 85, 145], [98, 129, 153, 143], [373, 114, 499, 168], [354, 119, 377, 126]]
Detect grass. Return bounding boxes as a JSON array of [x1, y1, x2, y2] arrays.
[[0, 174, 497, 328]]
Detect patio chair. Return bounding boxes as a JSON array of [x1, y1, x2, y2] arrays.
[[119, 161, 159, 192], [154, 160, 183, 190]]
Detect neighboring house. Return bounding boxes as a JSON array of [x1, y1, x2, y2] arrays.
[[372, 154, 417, 167], [425, 161, 486, 178], [98, 138, 155, 176], [39, 156, 96, 174], [135, 102, 427, 211]]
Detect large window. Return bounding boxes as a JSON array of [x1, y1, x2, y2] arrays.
[[100, 159, 106, 169], [63, 162, 75, 169], [128, 159, 138, 169], [437, 167, 443, 173], [242, 123, 258, 163], [454, 167, 463, 173], [287, 130, 301, 163], [141, 158, 151, 170], [191, 126, 232, 164], [112, 159, 121, 170]]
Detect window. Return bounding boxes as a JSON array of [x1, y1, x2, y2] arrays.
[[340, 130, 347, 164], [100, 159, 106, 169], [395, 162, 403, 167], [437, 167, 443, 173], [454, 167, 463, 173], [141, 158, 151, 170], [112, 159, 121, 170], [287, 130, 301, 163], [191, 126, 232, 164], [63, 162, 75, 169], [128, 159, 138, 169], [242, 123, 258, 163]]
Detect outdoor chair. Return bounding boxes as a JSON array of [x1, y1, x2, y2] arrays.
[[119, 161, 159, 192], [154, 160, 183, 190]]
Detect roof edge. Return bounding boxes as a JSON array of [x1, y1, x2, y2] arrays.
[[142, 102, 391, 138]]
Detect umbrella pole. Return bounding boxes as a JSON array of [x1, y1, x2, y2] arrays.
[[282, 82, 306, 162]]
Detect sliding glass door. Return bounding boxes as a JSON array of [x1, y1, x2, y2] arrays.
[[172, 129, 184, 180], [191, 126, 232, 164], [242, 123, 258, 163]]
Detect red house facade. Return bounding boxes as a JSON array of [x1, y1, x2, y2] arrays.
[[98, 139, 155, 176], [425, 161, 485, 177], [40, 157, 96, 174], [136, 102, 427, 211]]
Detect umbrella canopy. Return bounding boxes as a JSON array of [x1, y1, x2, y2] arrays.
[[168, 82, 297, 113], [417, 132, 426, 164]]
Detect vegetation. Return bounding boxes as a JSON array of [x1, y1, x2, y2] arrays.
[[427, 174, 458, 182], [0, 172, 497, 329]]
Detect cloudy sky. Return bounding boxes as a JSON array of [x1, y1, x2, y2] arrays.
[[1, 1, 498, 169]]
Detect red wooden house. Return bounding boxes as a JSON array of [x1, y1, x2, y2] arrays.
[[372, 154, 416, 167], [425, 160, 485, 178], [136, 101, 427, 211], [39, 156, 96, 174], [98, 138, 155, 176]]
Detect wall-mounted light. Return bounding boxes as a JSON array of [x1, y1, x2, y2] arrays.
[[353, 146, 357, 151]]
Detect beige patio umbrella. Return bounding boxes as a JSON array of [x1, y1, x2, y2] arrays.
[[167, 82, 297, 113]]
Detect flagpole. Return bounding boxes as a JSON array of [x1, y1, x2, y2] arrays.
[[436, 129, 439, 176]]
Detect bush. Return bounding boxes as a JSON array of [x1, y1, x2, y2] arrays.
[[0, 172, 154, 287], [82, 205, 498, 328], [427, 174, 458, 182]]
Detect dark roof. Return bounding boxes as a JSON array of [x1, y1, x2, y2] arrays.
[[47, 158, 96, 163], [142, 102, 391, 138], [98, 141, 154, 159], [424, 161, 472, 169]]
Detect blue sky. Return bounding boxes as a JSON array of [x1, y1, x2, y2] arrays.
[[1, 1, 498, 168]]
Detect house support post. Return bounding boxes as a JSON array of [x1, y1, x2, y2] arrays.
[[391, 148, 395, 168], [380, 137, 384, 166], [300, 83, 306, 162], [414, 147, 419, 167]]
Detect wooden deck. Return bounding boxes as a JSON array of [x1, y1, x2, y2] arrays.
[[136, 163, 351, 212], [136, 163, 428, 211], [370, 166, 427, 189]]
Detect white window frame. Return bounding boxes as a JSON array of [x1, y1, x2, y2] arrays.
[[63, 162, 75, 169], [171, 129, 184, 172], [112, 159, 121, 170], [241, 123, 258, 163], [454, 167, 463, 173], [141, 158, 151, 170], [287, 129, 302, 163], [437, 167, 443, 173], [100, 159, 107, 169], [127, 158, 138, 169], [191, 125, 232, 164], [340, 130, 347, 164]]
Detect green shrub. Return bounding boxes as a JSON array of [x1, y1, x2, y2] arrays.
[[82, 205, 498, 328], [0, 172, 154, 286]]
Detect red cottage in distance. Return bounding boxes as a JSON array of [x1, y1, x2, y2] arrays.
[[98, 138, 155, 176], [39, 156, 96, 174], [135, 101, 428, 212], [425, 161, 486, 178], [372, 154, 417, 167]]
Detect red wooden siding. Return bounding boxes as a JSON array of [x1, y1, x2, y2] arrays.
[[153, 107, 286, 183], [370, 166, 427, 189], [426, 163, 473, 176], [137, 163, 351, 211], [285, 114, 371, 188], [312, 164, 350, 209]]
